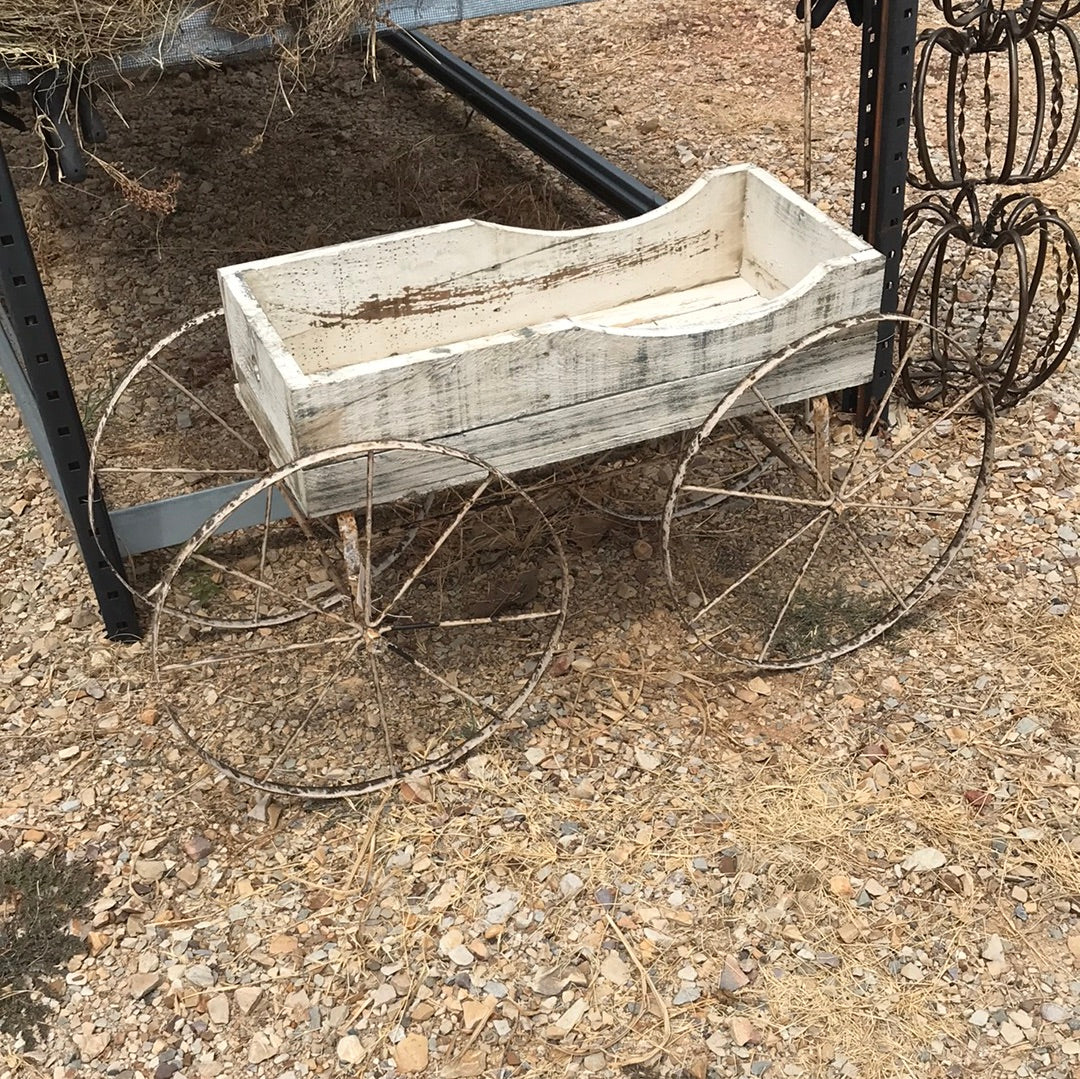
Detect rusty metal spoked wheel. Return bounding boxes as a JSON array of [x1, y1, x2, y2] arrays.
[[149, 441, 570, 799], [661, 316, 997, 671], [87, 311, 430, 629]]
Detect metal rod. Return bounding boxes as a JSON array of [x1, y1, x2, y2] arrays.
[[0, 137, 139, 639], [380, 29, 666, 219]]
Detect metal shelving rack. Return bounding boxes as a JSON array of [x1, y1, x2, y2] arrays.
[[0, 0, 919, 640]]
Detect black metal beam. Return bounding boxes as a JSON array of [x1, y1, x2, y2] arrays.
[[381, 29, 666, 219], [0, 139, 140, 640], [849, 0, 920, 415]]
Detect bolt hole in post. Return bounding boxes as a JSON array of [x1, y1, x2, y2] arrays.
[[149, 442, 569, 799]]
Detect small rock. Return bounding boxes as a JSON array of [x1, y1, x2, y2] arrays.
[[720, 955, 749, 992], [134, 859, 167, 882], [1067, 936, 1080, 961], [79, 1033, 110, 1061], [731, 1017, 762, 1046], [982, 935, 1006, 963], [634, 748, 661, 771], [899, 963, 924, 982], [206, 994, 229, 1025], [999, 1021, 1024, 1046], [183, 835, 213, 861], [235, 986, 263, 1015], [673, 985, 700, 1005], [559, 872, 583, 898], [186, 964, 215, 988], [632, 539, 653, 559], [448, 944, 475, 967], [969, 1010, 989, 1027], [393, 1033, 429, 1073], [829, 875, 854, 898], [901, 847, 947, 873], [154, 1059, 181, 1079], [248, 1032, 275, 1064], [337, 1035, 364, 1064], [130, 972, 162, 1000], [1041, 1003, 1071, 1023], [462, 999, 491, 1031]]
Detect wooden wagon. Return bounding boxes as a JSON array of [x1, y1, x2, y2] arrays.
[[90, 165, 995, 799]]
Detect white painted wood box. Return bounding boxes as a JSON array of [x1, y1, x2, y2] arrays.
[[219, 164, 885, 518]]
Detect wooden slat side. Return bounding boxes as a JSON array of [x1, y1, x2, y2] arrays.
[[294, 321, 877, 517], [235, 168, 749, 374], [740, 168, 884, 299], [288, 263, 884, 453]]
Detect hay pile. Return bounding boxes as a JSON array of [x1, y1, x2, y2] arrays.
[[0, 0, 376, 70]]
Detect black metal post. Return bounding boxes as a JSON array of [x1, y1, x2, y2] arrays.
[[381, 30, 666, 219], [0, 139, 139, 640], [850, 0, 920, 415]]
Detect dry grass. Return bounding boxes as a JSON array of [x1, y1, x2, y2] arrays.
[[1013, 610, 1080, 734], [0, 0, 378, 69]]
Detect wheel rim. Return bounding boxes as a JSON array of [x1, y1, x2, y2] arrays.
[[662, 315, 996, 671], [150, 441, 569, 799]]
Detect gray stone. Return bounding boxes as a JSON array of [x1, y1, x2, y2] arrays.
[[900, 847, 947, 873], [1041, 1003, 1072, 1024], [559, 872, 584, 898], [186, 964, 215, 988]]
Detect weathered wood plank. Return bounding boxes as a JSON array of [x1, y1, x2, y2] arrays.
[[230, 169, 748, 373], [286, 322, 876, 517], [220, 164, 886, 519], [288, 270, 882, 453]]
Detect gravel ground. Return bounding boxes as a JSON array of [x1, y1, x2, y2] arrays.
[[2, 1, 1080, 1077]]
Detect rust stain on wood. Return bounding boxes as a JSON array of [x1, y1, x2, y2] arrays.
[[274, 233, 719, 329]]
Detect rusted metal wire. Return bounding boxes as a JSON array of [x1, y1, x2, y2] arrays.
[[899, 188, 1080, 407], [930, 0, 1080, 44], [911, 17, 1080, 189]]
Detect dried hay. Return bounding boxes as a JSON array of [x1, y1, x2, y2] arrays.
[[1014, 610, 1080, 733], [0, 0, 378, 70]]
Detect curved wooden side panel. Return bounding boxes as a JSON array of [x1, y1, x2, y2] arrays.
[[220, 164, 885, 517]]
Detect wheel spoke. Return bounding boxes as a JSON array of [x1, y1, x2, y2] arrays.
[[368, 652, 397, 776], [254, 489, 273, 624], [385, 640, 501, 723], [691, 509, 830, 625], [748, 387, 831, 495], [681, 484, 829, 510], [147, 360, 264, 457], [836, 513, 909, 610], [156, 632, 365, 672], [385, 609, 563, 633], [843, 383, 983, 500], [376, 474, 494, 623], [260, 637, 365, 783], [758, 513, 834, 662], [183, 552, 357, 630], [843, 500, 967, 515], [839, 324, 929, 493]]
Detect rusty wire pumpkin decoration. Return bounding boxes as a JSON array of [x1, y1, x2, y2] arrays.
[[899, 187, 1080, 408], [911, 16, 1080, 189], [930, 0, 1080, 44]]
